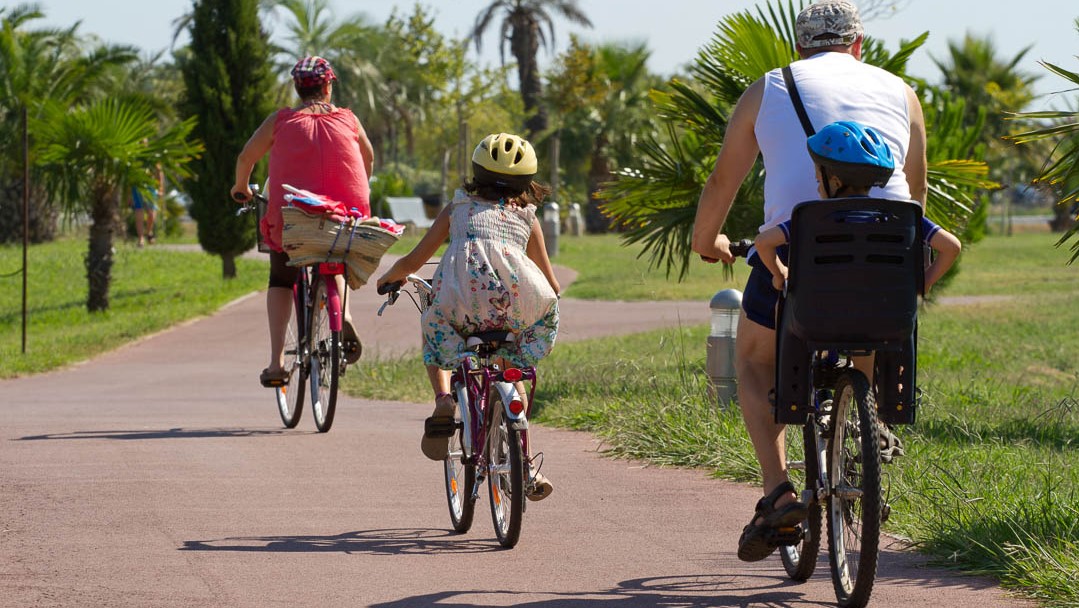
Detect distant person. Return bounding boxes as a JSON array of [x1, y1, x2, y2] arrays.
[[377, 132, 559, 500], [690, 0, 930, 562], [230, 56, 374, 388], [131, 165, 163, 247]]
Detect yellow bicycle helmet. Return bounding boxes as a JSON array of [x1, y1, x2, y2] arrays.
[[472, 133, 537, 191]]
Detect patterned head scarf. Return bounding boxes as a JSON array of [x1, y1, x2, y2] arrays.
[[290, 56, 337, 88], [796, 1, 864, 49]]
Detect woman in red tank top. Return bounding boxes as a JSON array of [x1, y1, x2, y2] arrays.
[[230, 56, 374, 387]]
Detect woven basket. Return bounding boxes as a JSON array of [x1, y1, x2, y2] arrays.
[[280, 206, 399, 289]]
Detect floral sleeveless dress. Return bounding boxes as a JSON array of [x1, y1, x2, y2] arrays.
[[421, 190, 559, 369]]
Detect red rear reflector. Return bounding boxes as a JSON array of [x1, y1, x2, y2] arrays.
[[503, 368, 523, 382], [509, 400, 525, 415]]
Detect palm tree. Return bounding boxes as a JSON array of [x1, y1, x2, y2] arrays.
[[34, 99, 202, 311], [472, 0, 592, 136], [547, 37, 659, 232], [600, 1, 995, 278], [1008, 18, 1079, 263], [0, 4, 138, 243]]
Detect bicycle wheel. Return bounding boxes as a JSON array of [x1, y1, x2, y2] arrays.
[[274, 290, 307, 428], [308, 276, 340, 433], [780, 418, 823, 581], [826, 370, 882, 608], [444, 390, 476, 533], [487, 405, 524, 548]]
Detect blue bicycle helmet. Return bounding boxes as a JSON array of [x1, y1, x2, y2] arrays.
[[807, 121, 895, 189]]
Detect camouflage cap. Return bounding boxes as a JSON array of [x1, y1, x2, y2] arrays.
[[796, 1, 864, 49]]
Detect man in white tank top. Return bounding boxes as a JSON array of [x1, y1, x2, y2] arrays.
[[689, 0, 927, 562]]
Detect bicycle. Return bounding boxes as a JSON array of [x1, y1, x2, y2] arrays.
[[378, 275, 543, 549], [236, 186, 353, 433], [726, 197, 922, 608]]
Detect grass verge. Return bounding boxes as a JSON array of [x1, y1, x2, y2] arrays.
[[0, 237, 266, 378], [346, 232, 1079, 606]]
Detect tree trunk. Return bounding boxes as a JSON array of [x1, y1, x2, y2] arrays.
[[512, 25, 547, 136], [0, 179, 58, 244], [86, 186, 118, 312], [222, 252, 237, 279], [1050, 201, 1077, 233], [585, 136, 612, 233]]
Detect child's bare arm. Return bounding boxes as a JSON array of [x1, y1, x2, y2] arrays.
[[376, 205, 451, 288], [924, 228, 961, 293], [526, 218, 561, 296], [754, 227, 788, 291]]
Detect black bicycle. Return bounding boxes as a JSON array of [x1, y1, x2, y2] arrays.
[[726, 197, 923, 608]]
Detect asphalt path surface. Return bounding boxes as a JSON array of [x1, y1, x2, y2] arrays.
[[1, 257, 1029, 607]]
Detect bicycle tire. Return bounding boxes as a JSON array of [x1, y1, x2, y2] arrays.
[[275, 288, 307, 428], [309, 276, 340, 433], [780, 418, 824, 581], [487, 405, 524, 548], [826, 370, 882, 608], [444, 390, 476, 533]]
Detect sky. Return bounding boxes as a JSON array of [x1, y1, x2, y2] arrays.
[[33, 0, 1079, 109]]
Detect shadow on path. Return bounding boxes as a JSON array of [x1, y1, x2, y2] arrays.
[[181, 528, 503, 556], [18, 427, 295, 441]]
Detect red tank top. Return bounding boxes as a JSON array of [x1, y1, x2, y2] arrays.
[[260, 107, 371, 251]]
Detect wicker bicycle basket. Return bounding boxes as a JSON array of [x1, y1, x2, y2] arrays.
[[279, 206, 400, 289]]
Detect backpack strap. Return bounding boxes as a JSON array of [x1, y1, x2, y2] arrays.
[[782, 66, 816, 137]]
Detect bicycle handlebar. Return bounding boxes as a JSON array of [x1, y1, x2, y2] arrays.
[[377, 275, 433, 316], [729, 238, 754, 258], [700, 238, 754, 263], [234, 184, 266, 216]]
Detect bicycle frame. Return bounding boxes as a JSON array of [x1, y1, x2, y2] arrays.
[[453, 354, 536, 471]]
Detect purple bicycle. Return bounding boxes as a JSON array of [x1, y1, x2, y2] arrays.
[[379, 275, 541, 548]]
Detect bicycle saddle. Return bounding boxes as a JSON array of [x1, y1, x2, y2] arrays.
[[465, 331, 516, 348]]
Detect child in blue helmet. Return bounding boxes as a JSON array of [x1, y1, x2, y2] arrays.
[[755, 120, 960, 294]]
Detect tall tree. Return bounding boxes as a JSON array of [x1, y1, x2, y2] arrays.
[[933, 33, 1040, 211], [0, 4, 137, 243], [546, 37, 660, 232], [599, 1, 995, 278], [471, 0, 592, 137], [34, 99, 201, 311], [180, 0, 276, 278], [1008, 18, 1079, 262]]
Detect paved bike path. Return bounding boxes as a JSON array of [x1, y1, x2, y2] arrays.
[[0, 257, 1029, 607]]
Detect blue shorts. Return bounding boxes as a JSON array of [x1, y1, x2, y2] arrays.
[[741, 248, 787, 331]]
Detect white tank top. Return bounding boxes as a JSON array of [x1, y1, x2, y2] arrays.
[[755, 52, 912, 232]]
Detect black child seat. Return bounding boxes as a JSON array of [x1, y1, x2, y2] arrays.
[[773, 197, 923, 426]]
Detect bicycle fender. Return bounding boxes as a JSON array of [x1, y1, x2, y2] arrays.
[[492, 381, 526, 422], [454, 382, 473, 459]]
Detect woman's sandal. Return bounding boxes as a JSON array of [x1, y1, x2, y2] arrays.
[[736, 481, 808, 562], [259, 367, 289, 388], [342, 321, 362, 365]]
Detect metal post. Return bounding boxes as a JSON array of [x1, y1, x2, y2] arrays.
[[706, 289, 742, 408], [541, 202, 560, 258], [22, 104, 29, 354]]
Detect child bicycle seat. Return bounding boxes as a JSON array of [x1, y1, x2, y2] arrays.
[[774, 198, 923, 425]]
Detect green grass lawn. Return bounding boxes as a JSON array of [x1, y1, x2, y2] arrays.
[[346, 231, 1079, 606], [0, 236, 266, 377]]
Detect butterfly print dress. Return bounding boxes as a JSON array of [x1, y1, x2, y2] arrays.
[[421, 190, 559, 369]]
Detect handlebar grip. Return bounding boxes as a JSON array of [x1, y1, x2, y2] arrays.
[[377, 281, 403, 295], [232, 191, 248, 202], [729, 239, 754, 258]]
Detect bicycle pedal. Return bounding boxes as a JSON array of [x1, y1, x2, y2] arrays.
[[424, 415, 456, 438], [768, 525, 804, 547]]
